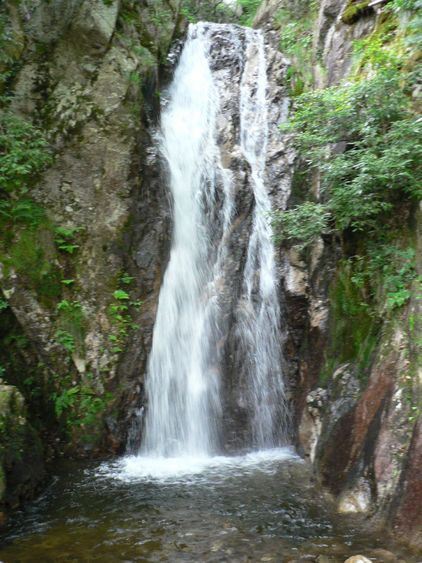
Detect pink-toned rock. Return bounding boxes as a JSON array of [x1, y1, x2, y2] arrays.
[[319, 355, 396, 495], [392, 414, 422, 548]]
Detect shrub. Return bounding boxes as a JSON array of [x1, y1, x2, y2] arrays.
[[271, 201, 331, 249], [0, 110, 52, 196], [275, 67, 422, 243]]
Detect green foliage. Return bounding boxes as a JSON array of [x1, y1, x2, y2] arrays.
[[51, 385, 79, 418], [54, 329, 76, 353], [3, 229, 62, 301], [271, 201, 330, 249], [325, 242, 418, 380], [275, 0, 319, 93], [341, 0, 372, 25], [49, 370, 113, 432], [56, 300, 85, 355], [108, 297, 129, 353], [78, 387, 113, 428], [130, 45, 156, 66], [0, 198, 45, 228], [0, 110, 52, 195], [130, 299, 142, 311], [273, 8, 422, 363], [278, 16, 313, 55], [389, 0, 422, 14], [22, 374, 42, 399], [285, 66, 305, 97], [113, 289, 130, 300], [0, 109, 51, 230], [181, 0, 239, 23], [1, 62, 51, 224], [0, 12, 24, 89], [237, 0, 262, 26], [348, 244, 417, 310], [120, 272, 134, 284], [275, 67, 422, 243], [408, 405, 420, 422], [126, 71, 142, 85], [147, 0, 173, 27], [57, 299, 80, 313], [329, 263, 379, 373], [108, 273, 141, 353], [54, 226, 84, 255], [352, 16, 403, 71], [117, 4, 138, 25], [390, 0, 422, 48], [47, 368, 114, 436], [0, 296, 7, 312]]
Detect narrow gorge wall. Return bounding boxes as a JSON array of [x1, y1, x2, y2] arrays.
[[0, 0, 184, 519], [254, 0, 422, 548]]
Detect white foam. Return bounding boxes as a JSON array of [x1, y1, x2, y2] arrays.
[[97, 447, 300, 484]]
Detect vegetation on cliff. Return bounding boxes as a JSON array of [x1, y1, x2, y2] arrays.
[[272, 0, 422, 347], [181, 0, 262, 24], [0, 0, 183, 518], [268, 0, 422, 540]]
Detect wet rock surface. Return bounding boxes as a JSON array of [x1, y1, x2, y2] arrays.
[[252, 0, 422, 550], [392, 413, 422, 548], [0, 385, 45, 524], [0, 0, 183, 510]]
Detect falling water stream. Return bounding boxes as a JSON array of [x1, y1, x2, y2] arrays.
[[141, 22, 229, 457], [1, 23, 421, 562], [140, 22, 288, 460]]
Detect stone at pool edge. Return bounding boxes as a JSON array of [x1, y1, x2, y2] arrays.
[[371, 547, 405, 561], [0, 384, 45, 523]]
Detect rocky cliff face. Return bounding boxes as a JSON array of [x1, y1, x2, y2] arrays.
[[254, 0, 422, 548], [0, 0, 183, 516]]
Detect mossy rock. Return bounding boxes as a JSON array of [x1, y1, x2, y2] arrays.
[[0, 385, 44, 522], [341, 0, 374, 25]]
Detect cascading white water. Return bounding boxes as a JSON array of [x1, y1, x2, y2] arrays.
[[139, 22, 289, 459], [140, 23, 233, 457], [237, 30, 289, 447]]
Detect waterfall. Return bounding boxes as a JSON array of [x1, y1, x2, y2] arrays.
[[139, 22, 289, 459], [237, 31, 288, 447]]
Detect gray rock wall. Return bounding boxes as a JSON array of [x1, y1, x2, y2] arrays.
[[0, 0, 183, 487]]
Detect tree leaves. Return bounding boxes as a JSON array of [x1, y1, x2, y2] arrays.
[[274, 67, 422, 247]]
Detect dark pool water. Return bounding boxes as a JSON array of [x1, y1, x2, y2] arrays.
[[0, 448, 420, 562]]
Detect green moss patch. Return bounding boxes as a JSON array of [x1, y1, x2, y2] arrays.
[[341, 0, 374, 25]]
